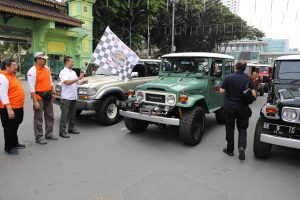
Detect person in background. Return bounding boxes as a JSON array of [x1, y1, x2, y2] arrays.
[[0, 58, 25, 155], [27, 52, 57, 145], [217, 60, 256, 161], [59, 56, 87, 138]]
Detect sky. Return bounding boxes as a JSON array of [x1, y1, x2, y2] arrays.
[[238, 0, 300, 49]]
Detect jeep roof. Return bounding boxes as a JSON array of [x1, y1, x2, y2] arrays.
[[162, 52, 234, 59], [276, 55, 300, 61]]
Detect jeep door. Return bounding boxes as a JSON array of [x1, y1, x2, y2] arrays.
[[207, 59, 225, 110]]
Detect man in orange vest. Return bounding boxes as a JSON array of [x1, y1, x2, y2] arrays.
[[27, 52, 57, 145], [0, 58, 25, 155]]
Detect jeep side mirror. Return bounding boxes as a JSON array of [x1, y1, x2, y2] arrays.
[[131, 72, 139, 78]]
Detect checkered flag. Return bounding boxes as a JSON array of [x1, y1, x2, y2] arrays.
[[91, 26, 140, 82]]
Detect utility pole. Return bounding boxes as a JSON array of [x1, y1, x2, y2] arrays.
[[147, 0, 150, 58], [171, 0, 175, 53]]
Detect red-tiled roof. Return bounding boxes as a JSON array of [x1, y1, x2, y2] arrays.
[[28, 0, 66, 8], [0, 0, 83, 27]]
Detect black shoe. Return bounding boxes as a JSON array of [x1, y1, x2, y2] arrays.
[[59, 132, 70, 138], [5, 148, 19, 155], [13, 144, 26, 149], [68, 129, 80, 134], [223, 148, 234, 156], [238, 147, 245, 161]]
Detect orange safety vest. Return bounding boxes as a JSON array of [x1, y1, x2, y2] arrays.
[[35, 65, 52, 100], [0, 72, 25, 109]]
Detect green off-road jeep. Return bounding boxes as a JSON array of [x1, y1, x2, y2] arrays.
[[254, 55, 300, 158], [118, 52, 234, 146]]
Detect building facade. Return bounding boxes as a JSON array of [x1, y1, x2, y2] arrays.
[[263, 38, 289, 53], [0, 0, 96, 74]]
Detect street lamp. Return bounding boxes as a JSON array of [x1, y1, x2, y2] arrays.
[[129, 9, 145, 49]]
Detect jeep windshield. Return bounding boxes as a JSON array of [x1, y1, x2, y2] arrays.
[[278, 61, 300, 80], [85, 64, 116, 76], [161, 57, 208, 74]]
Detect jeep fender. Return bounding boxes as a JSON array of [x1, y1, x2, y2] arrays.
[[96, 87, 126, 101], [176, 95, 209, 113]]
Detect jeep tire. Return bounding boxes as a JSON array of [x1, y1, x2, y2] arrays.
[[76, 109, 83, 117], [179, 107, 205, 146], [98, 96, 120, 125], [215, 107, 226, 124], [124, 117, 149, 133], [259, 86, 264, 96], [253, 117, 272, 159]]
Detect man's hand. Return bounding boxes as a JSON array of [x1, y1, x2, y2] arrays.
[[34, 101, 40, 110], [80, 80, 88, 85], [7, 107, 15, 119], [79, 71, 85, 80], [52, 94, 56, 102]]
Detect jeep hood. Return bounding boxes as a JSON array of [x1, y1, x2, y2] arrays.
[[275, 84, 300, 107], [57, 75, 121, 88], [137, 77, 207, 93]]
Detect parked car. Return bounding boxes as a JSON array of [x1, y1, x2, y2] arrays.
[[244, 63, 264, 96], [118, 52, 235, 146], [54, 59, 160, 125], [253, 55, 300, 159], [257, 64, 273, 93]]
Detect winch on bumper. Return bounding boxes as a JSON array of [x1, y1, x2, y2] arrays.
[[118, 100, 180, 126]]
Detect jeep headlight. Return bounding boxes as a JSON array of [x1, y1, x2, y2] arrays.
[[282, 108, 297, 121], [137, 91, 144, 101], [78, 88, 97, 96], [166, 95, 176, 105]]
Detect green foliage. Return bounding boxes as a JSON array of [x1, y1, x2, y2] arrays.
[[93, 0, 265, 56]]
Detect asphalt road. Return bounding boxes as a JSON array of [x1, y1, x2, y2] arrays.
[[0, 81, 299, 200]]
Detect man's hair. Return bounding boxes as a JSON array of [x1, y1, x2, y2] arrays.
[[236, 60, 247, 71], [64, 56, 73, 64], [1, 58, 17, 70]]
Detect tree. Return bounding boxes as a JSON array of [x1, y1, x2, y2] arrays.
[[151, 0, 265, 55], [93, 0, 165, 50]]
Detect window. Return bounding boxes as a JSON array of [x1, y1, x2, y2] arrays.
[[161, 57, 208, 74], [278, 61, 300, 80], [225, 60, 234, 75], [210, 60, 223, 77], [132, 64, 146, 77]]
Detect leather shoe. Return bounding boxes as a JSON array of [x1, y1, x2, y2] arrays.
[[59, 132, 70, 138], [5, 148, 19, 155], [223, 148, 234, 156], [68, 129, 80, 134], [13, 144, 26, 149], [36, 138, 47, 145], [238, 147, 245, 161], [46, 134, 58, 140]]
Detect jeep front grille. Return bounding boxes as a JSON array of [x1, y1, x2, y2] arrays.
[[145, 93, 165, 103]]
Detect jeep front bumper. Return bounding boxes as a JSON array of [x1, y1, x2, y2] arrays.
[[119, 110, 180, 126], [260, 134, 300, 149], [54, 96, 101, 110]]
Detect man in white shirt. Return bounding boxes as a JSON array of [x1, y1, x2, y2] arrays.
[[59, 56, 87, 138]]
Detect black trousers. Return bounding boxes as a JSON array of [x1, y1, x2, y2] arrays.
[[225, 106, 250, 152], [0, 108, 24, 151]]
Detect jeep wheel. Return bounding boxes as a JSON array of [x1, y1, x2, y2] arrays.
[[263, 84, 269, 93], [76, 109, 83, 117], [124, 117, 149, 133], [98, 96, 120, 125], [215, 107, 226, 124], [179, 107, 205, 146], [253, 117, 272, 159], [259, 87, 264, 96]]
